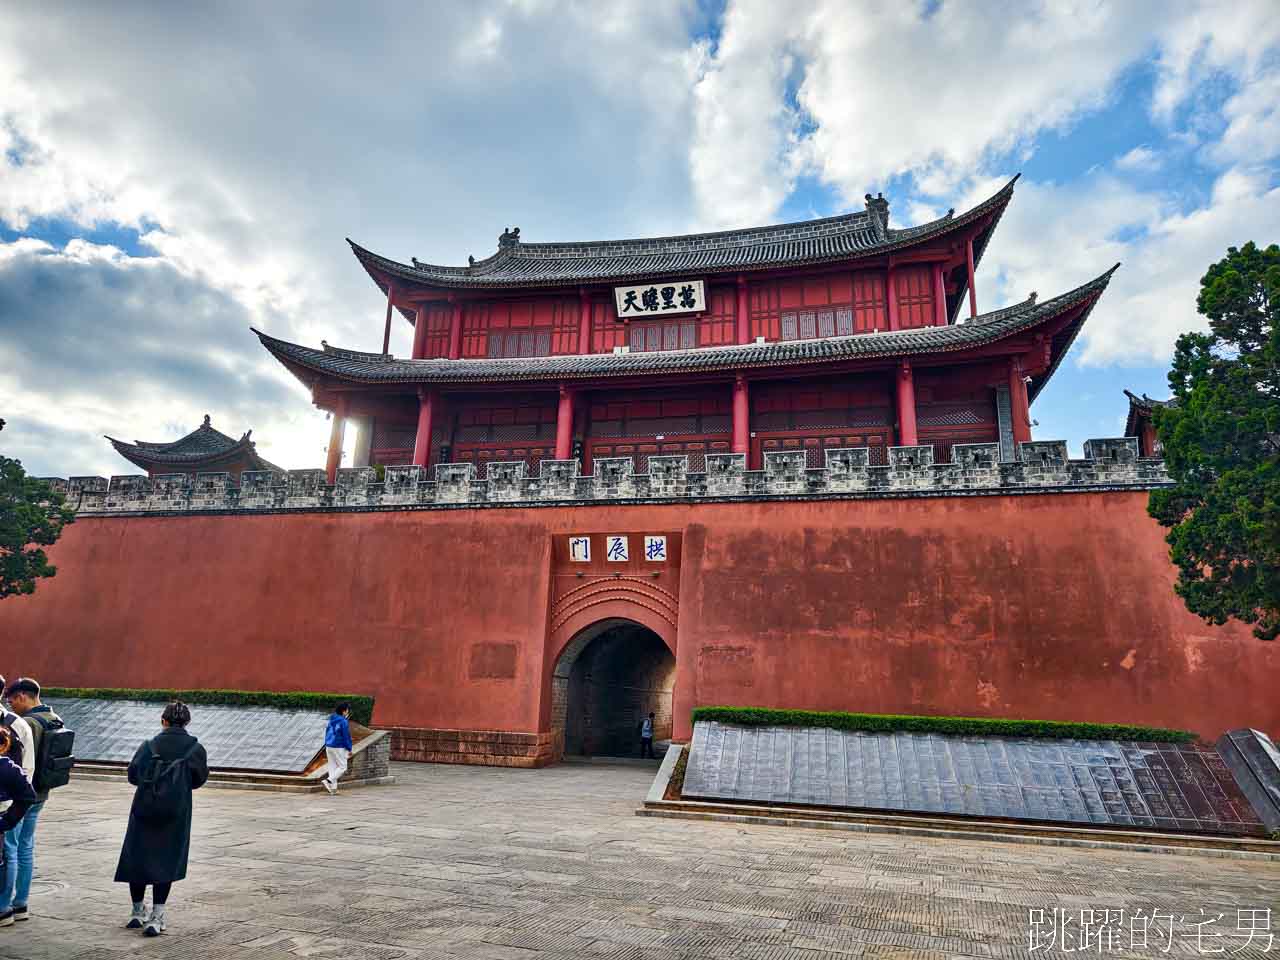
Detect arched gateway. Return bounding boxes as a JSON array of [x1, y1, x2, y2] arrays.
[[550, 618, 676, 759], [541, 531, 682, 763]]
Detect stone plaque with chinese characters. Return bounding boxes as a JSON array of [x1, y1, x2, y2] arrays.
[[614, 279, 705, 318]]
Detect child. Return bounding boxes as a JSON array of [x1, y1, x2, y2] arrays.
[[322, 703, 353, 795]]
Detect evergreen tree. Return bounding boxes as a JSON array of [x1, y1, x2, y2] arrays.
[[1149, 242, 1280, 640], [0, 454, 76, 598]]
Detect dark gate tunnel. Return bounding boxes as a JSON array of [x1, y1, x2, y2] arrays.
[[551, 619, 675, 759]]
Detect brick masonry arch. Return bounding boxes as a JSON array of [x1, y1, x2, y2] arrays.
[[543, 576, 680, 761]]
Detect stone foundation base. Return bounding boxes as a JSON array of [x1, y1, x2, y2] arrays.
[[387, 726, 556, 767]]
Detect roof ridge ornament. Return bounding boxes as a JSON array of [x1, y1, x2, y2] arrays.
[[499, 226, 521, 247], [202, 414, 211, 428], [863, 193, 889, 240]]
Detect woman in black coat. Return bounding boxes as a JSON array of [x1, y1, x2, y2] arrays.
[[114, 701, 208, 937]]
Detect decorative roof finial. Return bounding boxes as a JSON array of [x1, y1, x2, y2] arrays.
[[863, 193, 890, 239], [202, 414, 211, 428], [468, 255, 476, 267], [499, 226, 521, 247], [1029, 291, 1037, 303]]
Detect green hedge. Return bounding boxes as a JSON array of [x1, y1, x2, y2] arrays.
[[44, 688, 375, 726], [690, 706, 1195, 743]]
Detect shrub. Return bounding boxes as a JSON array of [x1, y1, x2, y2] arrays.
[[666, 746, 689, 800], [690, 706, 1195, 743], [44, 687, 375, 726]]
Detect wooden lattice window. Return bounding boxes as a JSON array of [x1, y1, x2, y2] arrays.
[[630, 321, 697, 352]]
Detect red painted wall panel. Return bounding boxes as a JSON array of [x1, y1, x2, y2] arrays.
[[894, 265, 935, 329], [3, 495, 1275, 743], [853, 271, 887, 332], [419, 304, 452, 358], [463, 298, 579, 358], [591, 301, 627, 353], [700, 286, 736, 346]]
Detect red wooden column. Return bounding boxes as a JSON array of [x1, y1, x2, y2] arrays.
[[325, 396, 348, 484], [933, 263, 947, 326], [885, 264, 898, 330], [896, 361, 918, 446], [1008, 359, 1032, 445], [447, 297, 463, 360], [736, 275, 750, 344], [732, 375, 749, 454], [412, 387, 436, 469], [1140, 420, 1158, 457], [411, 305, 429, 359], [381, 283, 395, 354], [578, 289, 592, 354], [966, 236, 978, 319], [555, 385, 574, 460]]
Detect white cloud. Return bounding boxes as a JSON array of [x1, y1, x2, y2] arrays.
[[1149, 0, 1280, 124], [689, 1, 1166, 222], [968, 166, 1280, 366], [1209, 69, 1280, 166], [689, 1, 1280, 224], [1115, 146, 1163, 172], [0, 1, 702, 474], [688, 5, 803, 228]]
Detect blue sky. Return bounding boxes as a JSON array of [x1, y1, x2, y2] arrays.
[[1, 1, 1278, 475]]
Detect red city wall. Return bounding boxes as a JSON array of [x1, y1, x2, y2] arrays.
[[3, 492, 1277, 753]]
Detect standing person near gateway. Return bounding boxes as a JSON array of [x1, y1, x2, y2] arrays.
[[322, 703, 353, 795], [640, 712, 656, 759], [0, 678, 60, 925], [115, 701, 208, 937]]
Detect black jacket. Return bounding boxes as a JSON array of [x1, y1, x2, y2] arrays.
[[114, 727, 209, 885], [0, 757, 35, 832]]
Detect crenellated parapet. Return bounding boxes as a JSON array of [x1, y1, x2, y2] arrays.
[[48, 438, 1169, 517]]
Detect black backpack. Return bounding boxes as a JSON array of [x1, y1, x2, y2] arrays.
[[28, 712, 74, 792], [133, 740, 198, 822]]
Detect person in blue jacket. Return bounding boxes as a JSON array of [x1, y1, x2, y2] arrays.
[[321, 704, 353, 795], [0, 724, 36, 927]]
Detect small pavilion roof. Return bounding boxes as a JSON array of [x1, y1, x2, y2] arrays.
[[106, 415, 281, 473], [1124, 390, 1172, 436], [255, 263, 1116, 400], [349, 177, 1018, 299]]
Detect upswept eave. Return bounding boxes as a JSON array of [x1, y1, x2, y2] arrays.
[[255, 262, 1116, 394], [349, 176, 1019, 296], [106, 422, 282, 473]]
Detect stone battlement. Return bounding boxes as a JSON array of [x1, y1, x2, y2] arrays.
[[48, 438, 1169, 517]]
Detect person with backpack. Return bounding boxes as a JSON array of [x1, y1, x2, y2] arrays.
[[321, 703, 353, 795], [0, 675, 34, 792], [1, 678, 70, 925], [114, 701, 208, 937], [0, 724, 36, 928]]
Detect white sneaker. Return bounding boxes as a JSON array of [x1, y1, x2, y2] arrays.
[[323, 779, 336, 795], [126, 903, 148, 929], [143, 908, 166, 937]]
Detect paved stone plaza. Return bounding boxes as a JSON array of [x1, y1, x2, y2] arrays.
[[6, 762, 1278, 960]]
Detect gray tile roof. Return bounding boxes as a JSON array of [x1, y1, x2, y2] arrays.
[[352, 178, 1018, 292], [107, 416, 281, 471], [1124, 389, 1171, 410], [255, 264, 1117, 390]]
